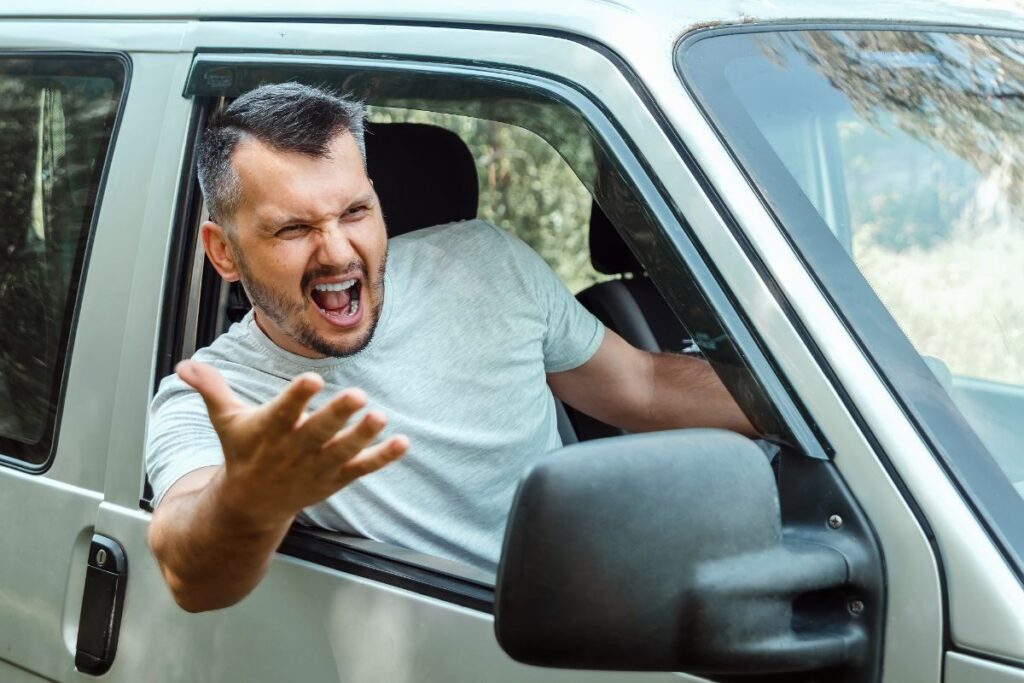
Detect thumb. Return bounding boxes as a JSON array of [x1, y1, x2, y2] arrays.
[[176, 360, 241, 424]]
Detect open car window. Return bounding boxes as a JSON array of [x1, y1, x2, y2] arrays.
[[367, 106, 610, 295], [151, 53, 831, 602]]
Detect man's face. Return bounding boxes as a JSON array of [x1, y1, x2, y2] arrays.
[[204, 132, 388, 358]]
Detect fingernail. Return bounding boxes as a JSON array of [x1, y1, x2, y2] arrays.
[[175, 360, 194, 380]]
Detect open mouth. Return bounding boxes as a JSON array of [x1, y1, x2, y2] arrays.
[[310, 278, 363, 326]]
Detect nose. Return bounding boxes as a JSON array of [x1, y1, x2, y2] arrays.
[[313, 222, 358, 269]]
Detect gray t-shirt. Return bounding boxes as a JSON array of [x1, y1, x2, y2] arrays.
[[146, 220, 604, 573]]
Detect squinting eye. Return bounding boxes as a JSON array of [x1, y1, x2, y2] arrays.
[[276, 225, 308, 237]]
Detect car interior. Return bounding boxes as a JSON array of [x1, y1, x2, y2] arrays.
[[205, 118, 699, 446]]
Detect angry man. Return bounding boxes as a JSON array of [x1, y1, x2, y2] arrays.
[[146, 83, 755, 613]]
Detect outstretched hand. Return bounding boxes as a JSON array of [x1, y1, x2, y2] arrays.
[[176, 359, 408, 526]]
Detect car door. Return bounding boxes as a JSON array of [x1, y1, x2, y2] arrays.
[[71, 13, 952, 683], [86, 18, 694, 683], [0, 17, 190, 683]]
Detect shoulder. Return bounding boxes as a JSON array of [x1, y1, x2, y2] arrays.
[[404, 219, 539, 268], [150, 313, 272, 413], [190, 314, 262, 370], [390, 218, 510, 252], [389, 219, 528, 282]]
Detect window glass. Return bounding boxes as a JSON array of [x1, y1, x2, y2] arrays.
[[679, 30, 1024, 554], [0, 56, 125, 466], [367, 106, 606, 293], [724, 33, 1022, 388]]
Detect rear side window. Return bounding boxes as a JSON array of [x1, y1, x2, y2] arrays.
[[367, 106, 609, 294], [0, 55, 126, 468]]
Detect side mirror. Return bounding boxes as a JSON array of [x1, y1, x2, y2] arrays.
[[495, 429, 866, 677]]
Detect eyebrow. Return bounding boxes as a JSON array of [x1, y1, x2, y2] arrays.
[[257, 193, 377, 233]]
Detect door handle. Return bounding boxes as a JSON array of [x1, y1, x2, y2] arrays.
[[74, 534, 128, 676]]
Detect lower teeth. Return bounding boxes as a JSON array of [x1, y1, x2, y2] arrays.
[[315, 295, 359, 319]]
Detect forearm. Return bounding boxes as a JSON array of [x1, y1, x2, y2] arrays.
[[639, 352, 757, 436], [549, 330, 758, 437], [148, 468, 293, 612]]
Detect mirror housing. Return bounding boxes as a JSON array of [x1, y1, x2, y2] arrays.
[[495, 429, 864, 675]]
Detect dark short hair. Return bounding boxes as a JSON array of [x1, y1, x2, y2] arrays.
[[196, 82, 367, 223]]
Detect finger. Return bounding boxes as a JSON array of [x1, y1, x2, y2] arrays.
[[295, 388, 367, 447], [177, 360, 244, 424], [336, 436, 409, 486], [321, 411, 388, 461], [259, 372, 325, 435]]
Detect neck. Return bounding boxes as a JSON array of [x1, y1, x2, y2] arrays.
[[251, 308, 326, 359]]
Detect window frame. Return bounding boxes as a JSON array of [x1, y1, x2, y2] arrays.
[[152, 49, 842, 607], [0, 51, 130, 473], [675, 21, 1024, 583]]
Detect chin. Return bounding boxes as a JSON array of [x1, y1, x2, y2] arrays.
[[296, 308, 380, 358]]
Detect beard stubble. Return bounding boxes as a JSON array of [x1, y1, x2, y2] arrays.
[[234, 244, 388, 358]]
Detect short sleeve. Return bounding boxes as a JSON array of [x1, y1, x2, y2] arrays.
[[498, 227, 605, 373], [145, 373, 225, 507]]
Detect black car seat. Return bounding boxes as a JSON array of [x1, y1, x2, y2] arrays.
[[221, 121, 580, 444], [567, 202, 697, 440], [364, 122, 479, 237]]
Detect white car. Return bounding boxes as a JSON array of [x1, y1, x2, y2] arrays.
[[0, 1, 1022, 681]]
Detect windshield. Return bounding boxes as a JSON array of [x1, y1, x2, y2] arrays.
[[679, 28, 1024, 565]]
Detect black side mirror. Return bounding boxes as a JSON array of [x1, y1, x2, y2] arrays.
[[495, 429, 867, 678]]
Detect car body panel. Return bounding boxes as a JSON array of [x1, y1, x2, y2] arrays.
[[4, 0, 1024, 38], [0, 471, 98, 681], [0, 3, 1021, 681], [946, 652, 1024, 683], [0, 661, 53, 683], [88, 503, 693, 683]]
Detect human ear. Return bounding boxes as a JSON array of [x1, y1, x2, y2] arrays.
[[201, 220, 241, 282]]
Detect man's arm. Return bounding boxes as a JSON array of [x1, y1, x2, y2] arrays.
[[547, 327, 756, 436], [147, 361, 408, 613], [149, 466, 286, 612]]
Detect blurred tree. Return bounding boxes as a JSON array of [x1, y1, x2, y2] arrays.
[[762, 31, 1024, 251]]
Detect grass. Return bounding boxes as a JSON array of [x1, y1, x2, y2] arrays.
[[855, 220, 1024, 385]]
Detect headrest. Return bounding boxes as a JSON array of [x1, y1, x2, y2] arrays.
[[589, 201, 643, 275], [364, 122, 479, 237]]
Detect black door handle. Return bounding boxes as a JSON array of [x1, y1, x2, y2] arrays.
[[75, 534, 128, 676]]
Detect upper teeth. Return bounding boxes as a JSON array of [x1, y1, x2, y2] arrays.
[[313, 280, 356, 292]]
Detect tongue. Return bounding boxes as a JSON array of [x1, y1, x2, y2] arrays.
[[313, 288, 352, 312]]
